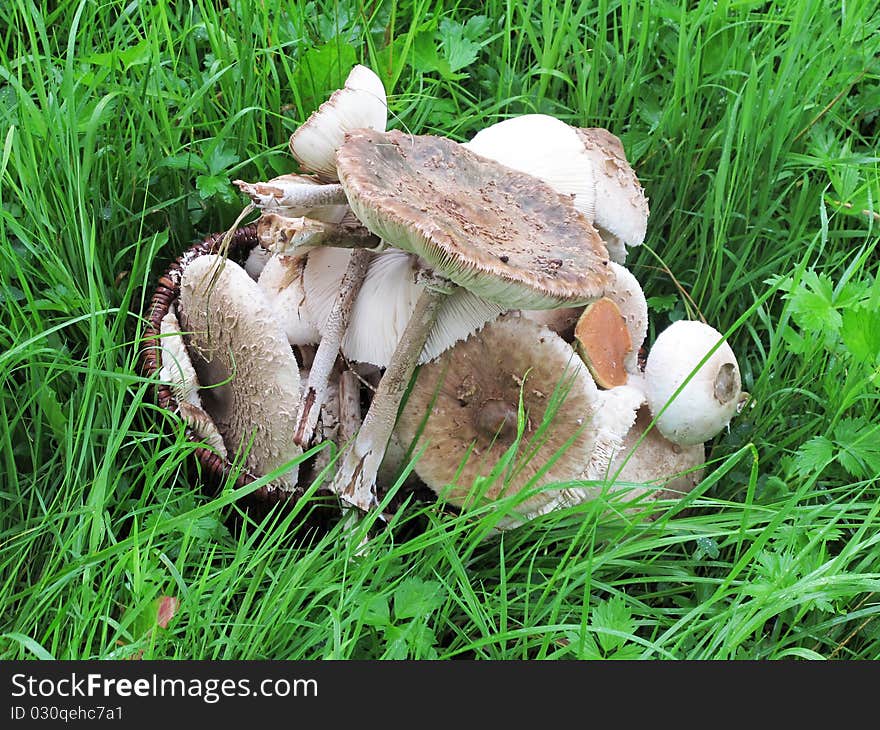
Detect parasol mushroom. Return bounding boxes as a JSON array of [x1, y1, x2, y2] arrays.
[[178, 254, 303, 493], [464, 114, 649, 263], [644, 319, 749, 446], [327, 127, 612, 511], [393, 315, 604, 528]]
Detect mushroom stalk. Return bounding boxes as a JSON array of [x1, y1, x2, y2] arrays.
[[294, 247, 372, 447], [329, 277, 451, 511], [258, 213, 383, 256], [337, 368, 362, 445]]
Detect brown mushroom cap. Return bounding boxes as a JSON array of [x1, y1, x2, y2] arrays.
[[394, 315, 601, 520], [335, 129, 612, 310], [178, 254, 303, 491], [607, 405, 705, 503]]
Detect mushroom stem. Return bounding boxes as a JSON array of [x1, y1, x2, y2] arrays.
[[234, 179, 349, 211], [258, 213, 383, 256], [337, 368, 362, 445], [329, 279, 452, 511], [294, 247, 372, 447]]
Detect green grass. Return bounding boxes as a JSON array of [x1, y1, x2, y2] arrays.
[[1, 0, 878, 660]]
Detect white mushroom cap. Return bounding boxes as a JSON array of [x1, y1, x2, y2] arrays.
[[256, 253, 320, 346], [243, 245, 272, 281], [464, 115, 649, 263], [178, 254, 303, 490], [302, 246, 503, 366], [335, 129, 611, 310], [288, 64, 388, 181], [464, 114, 599, 221], [159, 306, 228, 458], [394, 315, 603, 526], [576, 127, 649, 262], [644, 320, 747, 446]]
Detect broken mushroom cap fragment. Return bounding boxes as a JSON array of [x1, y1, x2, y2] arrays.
[[235, 174, 350, 222], [302, 246, 503, 367], [644, 319, 748, 446], [574, 297, 633, 389], [464, 114, 649, 263], [256, 253, 321, 346], [288, 64, 388, 182], [607, 404, 706, 505], [394, 315, 602, 524], [178, 254, 303, 491], [335, 128, 612, 310], [573, 261, 648, 386]]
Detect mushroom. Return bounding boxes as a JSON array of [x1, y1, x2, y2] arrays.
[[302, 245, 503, 367], [178, 254, 303, 492], [605, 404, 706, 506], [237, 66, 390, 451], [243, 245, 272, 281], [288, 64, 388, 182], [327, 128, 612, 510], [393, 315, 604, 527], [571, 260, 648, 386], [234, 173, 350, 222], [256, 253, 320, 346], [464, 114, 649, 263], [643, 319, 749, 446], [158, 306, 227, 458]]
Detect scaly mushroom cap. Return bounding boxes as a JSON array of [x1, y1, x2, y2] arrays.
[[575, 128, 649, 263], [335, 128, 612, 310], [604, 261, 648, 372], [608, 405, 705, 503], [288, 65, 387, 182], [644, 320, 747, 446], [464, 114, 599, 221], [394, 316, 602, 520], [463, 115, 649, 263], [303, 246, 503, 366], [178, 254, 303, 490], [256, 253, 320, 346]]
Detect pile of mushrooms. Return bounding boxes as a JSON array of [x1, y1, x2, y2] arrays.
[[160, 64, 749, 527]]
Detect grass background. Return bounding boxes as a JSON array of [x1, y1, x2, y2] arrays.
[[1, 0, 878, 660]]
